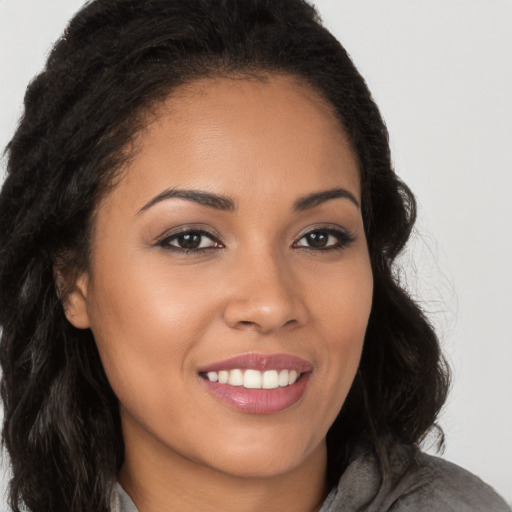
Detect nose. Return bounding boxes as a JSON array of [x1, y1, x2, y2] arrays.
[[222, 250, 309, 335]]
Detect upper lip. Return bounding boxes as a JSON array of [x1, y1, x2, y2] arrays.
[[197, 353, 313, 373]]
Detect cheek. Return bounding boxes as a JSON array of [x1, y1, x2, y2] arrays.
[[85, 254, 218, 409], [309, 254, 373, 395], [310, 249, 373, 335], [88, 249, 214, 343]]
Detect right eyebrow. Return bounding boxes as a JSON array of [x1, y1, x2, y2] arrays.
[[293, 188, 360, 212], [137, 188, 236, 214]]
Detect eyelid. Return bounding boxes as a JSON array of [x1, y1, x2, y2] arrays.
[[152, 223, 354, 253], [154, 224, 224, 249], [292, 224, 356, 250], [156, 224, 222, 240], [293, 223, 352, 239]]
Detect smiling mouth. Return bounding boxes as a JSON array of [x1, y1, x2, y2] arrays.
[[199, 371, 311, 414], [197, 353, 312, 414], [200, 368, 303, 389]]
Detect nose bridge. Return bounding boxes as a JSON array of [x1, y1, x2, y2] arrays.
[[223, 245, 307, 333]]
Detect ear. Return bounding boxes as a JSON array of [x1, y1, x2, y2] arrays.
[[56, 271, 92, 329]]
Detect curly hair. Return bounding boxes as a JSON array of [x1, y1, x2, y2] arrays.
[[0, 0, 449, 510]]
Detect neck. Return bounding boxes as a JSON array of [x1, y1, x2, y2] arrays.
[[119, 426, 328, 512]]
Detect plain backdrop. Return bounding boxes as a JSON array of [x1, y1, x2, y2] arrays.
[[0, 0, 511, 507]]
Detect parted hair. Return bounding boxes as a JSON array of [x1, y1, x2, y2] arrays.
[[0, 0, 449, 510]]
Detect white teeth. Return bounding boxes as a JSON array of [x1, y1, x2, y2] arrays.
[[244, 369, 262, 389], [204, 368, 302, 388], [262, 370, 279, 389], [206, 371, 219, 382], [228, 369, 244, 386]]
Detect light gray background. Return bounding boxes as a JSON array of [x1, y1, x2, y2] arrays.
[[0, 0, 511, 507]]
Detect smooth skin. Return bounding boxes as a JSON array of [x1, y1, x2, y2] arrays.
[[65, 75, 374, 512]]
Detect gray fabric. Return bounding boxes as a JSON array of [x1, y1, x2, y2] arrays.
[[319, 440, 511, 512], [111, 483, 138, 512], [111, 439, 511, 512]]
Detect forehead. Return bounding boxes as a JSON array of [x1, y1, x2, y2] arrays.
[[106, 74, 360, 213]]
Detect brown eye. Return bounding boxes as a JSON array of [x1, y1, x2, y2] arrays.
[[159, 230, 221, 251], [175, 233, 203, 249], [303, 232, 329, 248], [294, 228, 355, 251]]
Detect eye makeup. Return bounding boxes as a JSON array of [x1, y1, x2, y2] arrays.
[[293, 225, 355, 252], [153, 222, 355, 255]]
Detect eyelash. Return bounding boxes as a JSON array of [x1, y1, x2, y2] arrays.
[[156, 229, 223, 254], [293, 227, 355, 251], [156, 226, 355, 254]]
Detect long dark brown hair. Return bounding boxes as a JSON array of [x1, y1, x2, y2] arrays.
[[0, 1, 449, 510]]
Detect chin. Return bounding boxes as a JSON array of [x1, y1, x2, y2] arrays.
[[195, 432, 326, 479]]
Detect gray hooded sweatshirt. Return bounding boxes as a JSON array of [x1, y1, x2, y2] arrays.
[[110, 439, 511, 512]]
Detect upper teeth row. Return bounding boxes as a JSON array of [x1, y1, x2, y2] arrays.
[[205, 369, 300, 389]]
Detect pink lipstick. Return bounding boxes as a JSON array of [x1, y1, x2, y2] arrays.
[[198, 353, 312, 414]]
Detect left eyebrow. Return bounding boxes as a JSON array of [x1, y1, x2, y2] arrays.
[[293, 188, 360, 212]]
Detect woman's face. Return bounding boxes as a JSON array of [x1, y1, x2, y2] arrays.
[[66, 75, 373, 480]]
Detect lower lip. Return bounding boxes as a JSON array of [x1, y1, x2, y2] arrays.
[[200, 373, 311, 414]]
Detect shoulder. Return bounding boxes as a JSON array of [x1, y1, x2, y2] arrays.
[[390, 449, 511, 512], [326, 438, 511, 512]]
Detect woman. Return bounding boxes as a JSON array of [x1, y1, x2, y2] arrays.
[[0, 1, 509, 511]]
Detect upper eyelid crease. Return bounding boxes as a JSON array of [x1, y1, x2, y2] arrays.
[[158, 228, 222, 243]]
